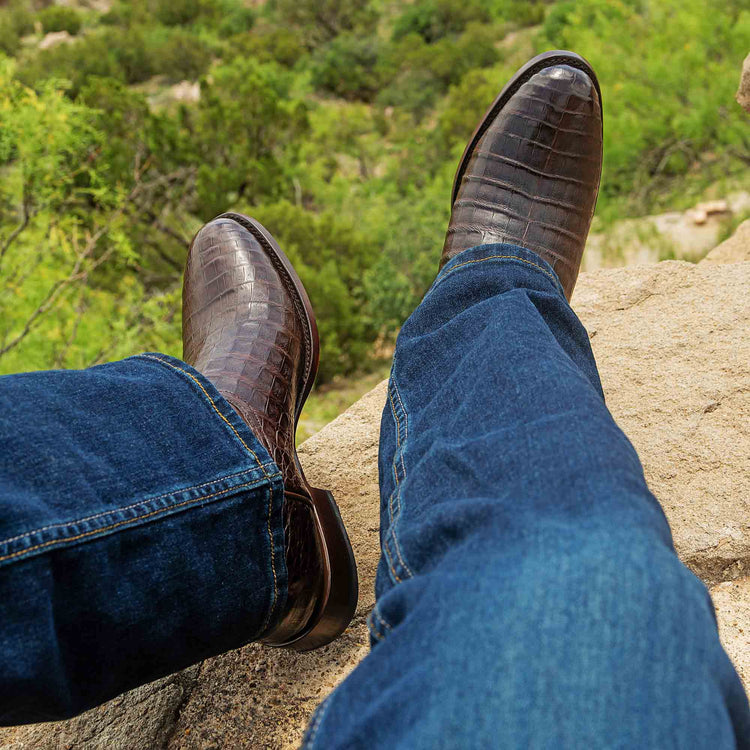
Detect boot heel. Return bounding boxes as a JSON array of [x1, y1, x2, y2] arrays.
[[288, 488, 358, 652]]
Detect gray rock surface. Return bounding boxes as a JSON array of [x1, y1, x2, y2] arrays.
[[1, 238, 749, 748]]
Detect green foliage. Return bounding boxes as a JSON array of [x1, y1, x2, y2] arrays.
[[249, 201, 379, 380], [152, 0, 205, 27], [191, 59, 308, 218], [1, 0, 748, 386], [273, 0, 377, 47], [392, 0, 491, 43], [37, 6, 83, 36], [489, 0, 546, 27], [151, 27, 214, 82], [227, 23, 304, 67], [311, 34, 384, 101], [0, 2, 35, 56], [540, 0, 750, 215]]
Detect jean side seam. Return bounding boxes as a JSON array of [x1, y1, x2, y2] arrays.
[[0, 466, 273, 550], [0, 473, 280, 565], [304, 694, 334, 750], [430, 253, 564, 299], [384, 365, 415, 583], [368, 606, 393, 642], [259, 485, 280, 634], [137, 354, 271, 479]]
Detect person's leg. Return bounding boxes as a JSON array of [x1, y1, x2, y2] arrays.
[[304, 244, 750, 749], [0, 213, 358, 724], [0, 354, 286, 723], [302, 52, 750, 749]]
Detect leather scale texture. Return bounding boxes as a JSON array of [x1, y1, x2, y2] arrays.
[[442, 64, 603, 299], [182, 216, 322, 638]]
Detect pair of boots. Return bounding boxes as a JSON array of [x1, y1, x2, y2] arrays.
[[182, 51, 603, 650]]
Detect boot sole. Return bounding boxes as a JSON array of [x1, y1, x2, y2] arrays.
[[218, 212, 359, 652], [451, 49, 603, 205]]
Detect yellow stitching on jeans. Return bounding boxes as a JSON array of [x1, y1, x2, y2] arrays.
[[259, 485, 279, 632], [387, 378, 415, 581], [367, 615, 385, 642], [372, 607, 392, 632], [306, 695, 332, 748], [382, 530, 403, 584], [0, 466, 270, 548], [386, 386, 414, 582], [438, 254, 559, 289], [139, 355, 269, 477], [390, 377, 408, 514], [0, 475, 279, 564]]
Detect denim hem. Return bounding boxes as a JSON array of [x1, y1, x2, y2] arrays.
[[0, 353, 281, 568], [429, 243, 567, 300]]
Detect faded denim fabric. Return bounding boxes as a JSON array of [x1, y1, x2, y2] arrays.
[[1, 244, 748, 747], [0, 353, 286, 724], [303, 244, 750, 749]]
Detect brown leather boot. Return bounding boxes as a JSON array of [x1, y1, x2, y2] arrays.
[[442, 50, 603, 299], [182, 213, 358, 651]]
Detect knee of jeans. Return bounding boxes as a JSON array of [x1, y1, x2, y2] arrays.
[[403, 525, 711, 639]]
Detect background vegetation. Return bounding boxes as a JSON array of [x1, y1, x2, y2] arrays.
[[0, 0, 748, 394]]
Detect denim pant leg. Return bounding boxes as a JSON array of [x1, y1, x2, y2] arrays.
[[0, 353, 287, 724], [304, 244, 750, 749]]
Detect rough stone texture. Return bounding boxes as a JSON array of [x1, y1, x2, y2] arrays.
[[737, 52, 750, 113], [701, 219, 750, 264], [1, 242, 749, 747]]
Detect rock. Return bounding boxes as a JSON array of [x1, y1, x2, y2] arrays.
[[583, 191, 750, 270], [169, 81, 201, 104], [1, 256, 748, 748], [712, 578, 750, 687], [686, 200, 730, 225], [701, 219, 750, 264], [737, 53, 750, 113], [38, 31, 72, 50]]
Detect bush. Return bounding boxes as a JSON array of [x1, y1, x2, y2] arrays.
[[392, 0, 491, 43], [227, 23, 304, 67], [274, 0, 377, 47], [249, 201, 379, 381], [152, 0, 204, 26], [540, 0, 750, 215], [311, 34, 385, 101], [15, 32, 125, 95], [0, 2, 35, 55], [37, 6, 83, 36], [488, 0, 546, 27], [151, 28, 213, 82], [192, 59, 309, 217]]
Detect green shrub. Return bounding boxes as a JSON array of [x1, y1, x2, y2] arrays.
[[192, 59, 308, 217], [392, 0, 491, 43], [150, 27, 213, 82], [541, 0, 750, 215], [227, 24, 304, 67], [152, 0, 204, 26], [311, 34, 385, 101], [274, 0, 377, 47], [37, 6, 83, 36], [488, 0, 546, 27], [250, 201, 379, 381], [0, 2, 35, 55], [15, 32, 125, 94]]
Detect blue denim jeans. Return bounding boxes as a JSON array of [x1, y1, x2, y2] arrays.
[[1, 244, 748, 746]]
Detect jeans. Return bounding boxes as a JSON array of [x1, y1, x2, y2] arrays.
[[1, 244, 748, 746]]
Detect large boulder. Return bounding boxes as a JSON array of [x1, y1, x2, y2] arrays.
[[2, 239, 749, 748]]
